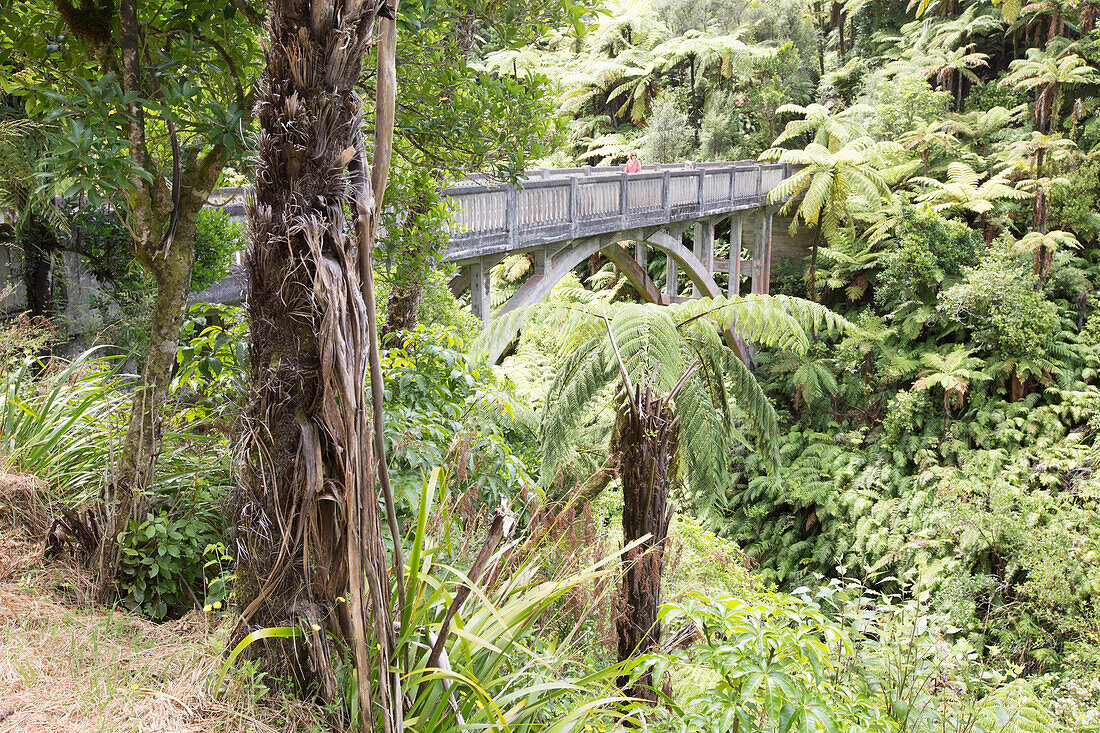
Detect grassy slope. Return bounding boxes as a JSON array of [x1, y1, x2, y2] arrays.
[[0, 519, 325, 732]]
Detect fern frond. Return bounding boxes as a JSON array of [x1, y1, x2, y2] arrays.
[[539, 336, 613, 486]]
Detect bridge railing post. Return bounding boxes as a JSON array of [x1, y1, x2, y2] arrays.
[[506, 187, 518, 248], [727, 164, 736, 203], [569, 176, 579, 238], [662, 171, 671, 218], [620, 170, 629, 228], [695, 169, 705, 212]]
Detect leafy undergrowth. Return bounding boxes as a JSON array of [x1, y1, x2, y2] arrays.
[[0, 530, 327, 733]]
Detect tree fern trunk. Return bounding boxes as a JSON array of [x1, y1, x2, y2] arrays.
[[236, 1, 399, 729], [614, 385, 677, 703], [22, 215, 57, 321], [808, 223, 822, 302], [382, 192, 434, 340]]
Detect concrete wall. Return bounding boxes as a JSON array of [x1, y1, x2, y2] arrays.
[[770, 214, 812, 265], [1, 247, 111, 353], [0, 246, 24, 312]]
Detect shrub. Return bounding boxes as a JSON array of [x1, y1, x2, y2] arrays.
[[191, 208, 245, 290], [876, 206, 982, 309], [116, 481, 227, 620], [172, 302, 249, 432], [939, 255, 1059, 358], [381, 324, 537, 515], [870, 74, 951, 140], [1050, 158, 1100, 243], [652, 582, 1060, 733]]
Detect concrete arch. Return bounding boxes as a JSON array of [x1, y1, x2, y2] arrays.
[[485, 224, 747, 364]]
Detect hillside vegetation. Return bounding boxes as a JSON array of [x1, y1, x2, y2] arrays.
[[2, 0, 1100, 730]]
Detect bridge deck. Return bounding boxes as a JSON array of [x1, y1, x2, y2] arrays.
[[444, 162, 791, 263]]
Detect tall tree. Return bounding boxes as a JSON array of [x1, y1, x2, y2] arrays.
[[237, 0, 401, 730], [900, 117, 961, 176], [764, 136, 898, 301], [0, 0, 260, 582], [1000, 48, 1099, 132]]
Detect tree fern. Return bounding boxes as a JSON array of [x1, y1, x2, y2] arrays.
[[531, 293, 855, 519]]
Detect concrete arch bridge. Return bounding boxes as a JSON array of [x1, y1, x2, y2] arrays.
[[198, 161, 806, 362], [442, 161, 799, 362]]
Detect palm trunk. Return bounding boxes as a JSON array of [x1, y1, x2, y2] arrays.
[[614, 385, 677, 703], [236, 1, 400, 730]]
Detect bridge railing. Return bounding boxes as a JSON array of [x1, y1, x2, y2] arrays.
[[203, 161, 796, 265], [444, 162, 792, 261]]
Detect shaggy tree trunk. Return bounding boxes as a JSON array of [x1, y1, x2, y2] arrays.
[[236, 1, 401, 730], [613, 384, 677, 703], [383, 284, 424, 338]]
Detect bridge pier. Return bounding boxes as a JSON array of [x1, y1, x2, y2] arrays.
[[752, 210, 773, 295], [730, 214, 743, 297], [692, 220, 715, 297], [666, 250, 678, 298], [470, 257, 492, 326]]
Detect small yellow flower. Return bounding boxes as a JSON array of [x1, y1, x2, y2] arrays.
[[212, 601, 222, 610]]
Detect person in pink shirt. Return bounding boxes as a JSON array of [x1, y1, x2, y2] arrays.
[[625, 151, 641, 173]]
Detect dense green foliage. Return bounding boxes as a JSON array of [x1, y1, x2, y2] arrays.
[[6, 0, 1100, 729], [476, 0, 1100, 728]]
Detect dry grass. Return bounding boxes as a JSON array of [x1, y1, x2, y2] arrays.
[[0, 473, 51, 537], [0, 530, 329, 733]]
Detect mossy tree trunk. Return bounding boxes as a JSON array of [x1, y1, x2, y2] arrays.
[[53, 0, 230, 589], [614, 384, 678, 703]]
